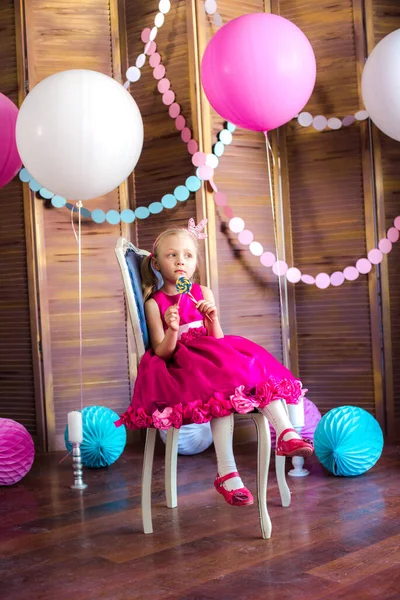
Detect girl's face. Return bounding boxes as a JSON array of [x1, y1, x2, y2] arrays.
[[154, 233, 197, 284]]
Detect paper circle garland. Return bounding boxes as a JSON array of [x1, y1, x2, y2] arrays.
[[64, 406, 126, 468], [0, 418, 35, 486], [159, 422, 213, 455], [314, 405, 383, 476]]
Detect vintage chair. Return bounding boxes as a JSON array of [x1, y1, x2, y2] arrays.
[[115, 237, 291, 539]]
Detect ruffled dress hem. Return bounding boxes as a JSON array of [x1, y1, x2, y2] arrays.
[[115, 376, 306, 431]]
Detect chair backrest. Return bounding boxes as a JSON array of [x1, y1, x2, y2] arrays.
[[115, 237, 149, 364]]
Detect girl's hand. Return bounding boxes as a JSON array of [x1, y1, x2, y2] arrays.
[[164, 304, 180, 332], [196, 299, 218, 322]]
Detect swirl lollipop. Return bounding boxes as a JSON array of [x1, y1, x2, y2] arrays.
[[176, 276, 193, 296], [175, 276, 212, 321]]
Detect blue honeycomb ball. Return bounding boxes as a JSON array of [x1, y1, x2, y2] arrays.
[[64, 406, 126, 468], [314, 405, 383, 476]]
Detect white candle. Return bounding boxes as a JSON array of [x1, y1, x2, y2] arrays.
[[68, 411, 83, 443]]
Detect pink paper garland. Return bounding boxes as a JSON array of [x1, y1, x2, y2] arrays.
[[140, 16, 400, 290], [209, 175, 399, 289]]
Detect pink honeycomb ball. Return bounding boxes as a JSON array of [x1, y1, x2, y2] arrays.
[[0, 418, 35, 486]]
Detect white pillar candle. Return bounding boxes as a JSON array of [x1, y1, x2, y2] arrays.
[[288, 397, 305, 429], [68, 411, 83, 443]]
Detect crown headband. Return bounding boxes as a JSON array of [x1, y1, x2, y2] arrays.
[[187, 217, 208, 239]]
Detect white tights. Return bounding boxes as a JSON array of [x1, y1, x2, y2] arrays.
[[210, 400, 300, 491]]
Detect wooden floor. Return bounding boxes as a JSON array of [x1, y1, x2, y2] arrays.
[[1, 440, 399, 600]]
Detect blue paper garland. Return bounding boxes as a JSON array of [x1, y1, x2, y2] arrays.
[[19, 123, 236, 224]]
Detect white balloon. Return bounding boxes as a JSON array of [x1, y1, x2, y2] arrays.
[[16, 69, 144, 200], [361, 29, 400, 142], [159, 423, 213, 455]]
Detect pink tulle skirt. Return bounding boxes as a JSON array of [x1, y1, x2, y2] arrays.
[[116, 327, 305, 430]]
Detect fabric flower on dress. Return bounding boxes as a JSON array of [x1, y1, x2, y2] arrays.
[[183, 399, 211, 424], [152, 406, 176, 429], [134, 407, 154, 428], [273, 378, 303, 403], [230, 385, 258, 414], [254, 381, 275, 407], [182, 399, 209, 424], [180, 326, 208, 345], [192, 403, 211, 424], [169, 404, 183, 428], [208, 392, 232, 418]]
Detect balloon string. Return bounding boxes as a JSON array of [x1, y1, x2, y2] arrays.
[[59, 450, 72, 464], [71, 201, 84, 411], [264, 131, 288, 365]]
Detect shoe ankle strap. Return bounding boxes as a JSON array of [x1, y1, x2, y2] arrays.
[[215, 471, 240, 486], [277, 427, 297, 446]]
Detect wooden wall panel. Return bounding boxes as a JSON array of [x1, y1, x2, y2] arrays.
[[367, 0, 400, 435], [24, 0, 132, 449], [0, 0, 37, 435], [276, 0, 377, 415]]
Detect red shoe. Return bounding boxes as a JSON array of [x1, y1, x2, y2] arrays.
[[214, 472, 254, 507], [276, 428, 314, 458]]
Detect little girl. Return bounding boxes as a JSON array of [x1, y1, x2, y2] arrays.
[[117, 219, 313, 507]]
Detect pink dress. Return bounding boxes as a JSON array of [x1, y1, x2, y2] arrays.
[[117, 284, 306, 430]]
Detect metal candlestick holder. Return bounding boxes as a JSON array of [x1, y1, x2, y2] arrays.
[[70, 442, 87, 490]]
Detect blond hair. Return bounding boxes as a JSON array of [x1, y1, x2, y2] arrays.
[[141, 227, 200, 302]]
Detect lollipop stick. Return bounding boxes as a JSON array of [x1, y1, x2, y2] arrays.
[[188, 294, 213, 322], [177, 293, 182, 307]]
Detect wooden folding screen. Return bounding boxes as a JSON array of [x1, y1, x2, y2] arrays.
[[1, 0, 398, 449], [22, 0, 133, 450], [0, 0, 42, 443]]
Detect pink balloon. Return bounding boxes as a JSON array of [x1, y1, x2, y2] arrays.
[[201, 13, 316, 132], [0, 94, 22, 188], [394, 216, 400, 230]]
